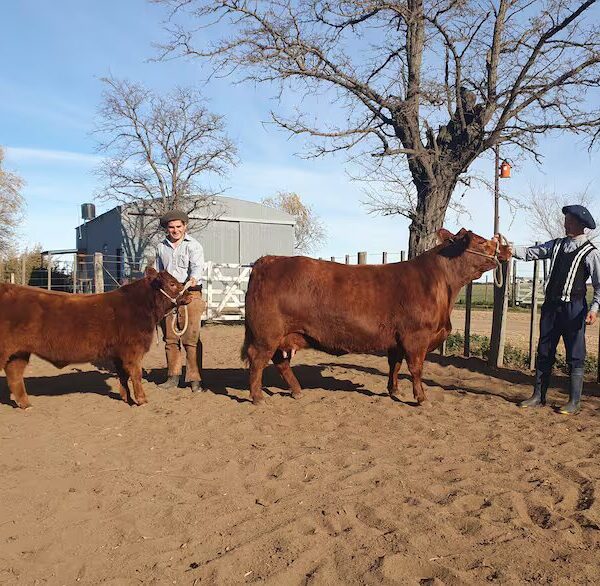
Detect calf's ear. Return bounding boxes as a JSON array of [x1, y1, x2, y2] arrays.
[[436, 228, 454, 243], [145, 267, 158, 279]]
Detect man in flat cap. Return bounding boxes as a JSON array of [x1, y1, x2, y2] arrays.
[[506, 204, 599, 415], [155, 210, 206, 392]]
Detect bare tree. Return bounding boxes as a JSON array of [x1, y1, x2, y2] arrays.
[[94, 77, 238, 262], [0, 146, 25, 258], [527, 186, 597, 241], [261, 191, 326, 253], [156, 0, 600, 256]]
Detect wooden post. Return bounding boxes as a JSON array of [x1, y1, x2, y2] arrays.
[[528, 258, 540, 370], [94, 252, 104, 293], [72, 253, 78, 293], [400, 251, 406, 262], [358, 252, 367, 265], [47, 254, 52, 290], [21, 255, 26, 285], [330, 256, 336, 262], [205, 261, 213, 321], [345, 254, 350, 264], [511, 259, 517, 307], [488, 260, 511, 367], [464, 282, 473, 357], [9, 272, 15, 284], [382, 252, 388, 264], [0, 260, 3, 283]]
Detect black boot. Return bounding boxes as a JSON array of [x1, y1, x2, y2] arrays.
[[159, 375, 180, 389], [558, 367, 584, 415], [519, 369, 549, 408]]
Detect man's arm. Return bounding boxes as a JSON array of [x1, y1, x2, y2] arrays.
[[511, 239, 557, 261], [187, 241, 205, 285], [585, 249, 600, 324]]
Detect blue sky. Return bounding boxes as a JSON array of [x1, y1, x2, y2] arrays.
[[2, 0, 599, 271]]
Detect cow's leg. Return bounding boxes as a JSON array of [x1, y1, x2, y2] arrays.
[[5, 352, 32, 409], [272, 350, 303, 399], [247, 345, 272, 405], [387, 345, 405, 397], [114, 358, 130, 403], [405, 349, 427, 405], [122, 357, 148, 406]]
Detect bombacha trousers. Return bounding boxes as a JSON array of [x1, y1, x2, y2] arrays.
[[160, 291, 206, 382]]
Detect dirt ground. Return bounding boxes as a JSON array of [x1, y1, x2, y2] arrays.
[[1, 324, 600, 585]]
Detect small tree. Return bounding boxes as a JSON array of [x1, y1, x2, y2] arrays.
[[261, 191, 326, 254], [0, 146, 25, 257], [94, 77, 238, 262], [527, 186, 597, 241]]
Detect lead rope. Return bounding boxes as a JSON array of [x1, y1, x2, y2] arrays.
[[463, 234, 507, 288], [157, 280, 194, 341]]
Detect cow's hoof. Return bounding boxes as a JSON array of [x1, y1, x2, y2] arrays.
[[388, 388, 399, 397], [19, 404, 33, 411], [291, 391, 303, 400]]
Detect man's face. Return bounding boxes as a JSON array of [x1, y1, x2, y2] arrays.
[[166, 220, 186, 242], [564, 213, 584, 237]]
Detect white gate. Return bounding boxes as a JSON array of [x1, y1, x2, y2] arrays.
[[204, 262, 251, 322]]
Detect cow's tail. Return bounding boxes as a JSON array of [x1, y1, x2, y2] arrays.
[[240, 325, 253, 365]]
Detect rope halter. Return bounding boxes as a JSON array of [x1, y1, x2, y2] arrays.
[[159, 280, 194, 337], [462, 234, 507, 288]]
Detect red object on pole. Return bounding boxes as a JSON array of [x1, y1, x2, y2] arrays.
[[499, 160, 511, 178]]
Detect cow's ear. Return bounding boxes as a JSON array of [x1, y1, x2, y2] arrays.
[[145, 267, 158, 279], [436, 228, 454, 243]]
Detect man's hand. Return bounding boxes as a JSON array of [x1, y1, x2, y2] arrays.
[[493, 233, 512, 255], [586, 311, 597, 326], [188, 277, 197, 288]]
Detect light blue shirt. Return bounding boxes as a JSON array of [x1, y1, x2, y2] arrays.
[[513, 235, 600, 312], [155, 234, 205, 283]]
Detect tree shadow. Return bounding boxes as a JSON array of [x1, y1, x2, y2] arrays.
[[0, 370, 121, 408]]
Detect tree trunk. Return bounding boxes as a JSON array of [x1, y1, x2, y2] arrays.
[[408, 182, 455, 258]]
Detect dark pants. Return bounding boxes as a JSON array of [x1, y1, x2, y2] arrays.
[[537, 298, 587, 374]]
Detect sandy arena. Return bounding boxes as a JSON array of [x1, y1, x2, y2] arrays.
[[1, 323, 600, 585]]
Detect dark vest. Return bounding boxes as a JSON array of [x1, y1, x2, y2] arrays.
[[545, 238, 595, 302]]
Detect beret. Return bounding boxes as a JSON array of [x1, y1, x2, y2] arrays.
[[562, 205, 596, 230], [159, 210, 189, 228]]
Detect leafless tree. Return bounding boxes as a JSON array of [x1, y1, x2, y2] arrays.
[[526, 185, 598, 241], [156, 0, 600, 256], [0, 146, 25, 258], [261, 191, 326, 253], [94, 77, 238, 262]]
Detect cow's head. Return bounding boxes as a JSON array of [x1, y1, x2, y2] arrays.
[[145, 267, 193, 306], [437, 228, 512, 278]]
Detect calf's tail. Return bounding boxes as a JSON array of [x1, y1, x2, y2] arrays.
[[240, 325, 254, 365]]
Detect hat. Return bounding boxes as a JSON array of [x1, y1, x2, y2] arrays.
[[562, 205, 596, 230], [159, 210, 189, 228]]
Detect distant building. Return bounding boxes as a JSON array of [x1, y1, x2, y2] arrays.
[[75, 195, 296, 290]]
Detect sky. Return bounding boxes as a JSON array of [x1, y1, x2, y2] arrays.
[[2, 0, 599, 274]]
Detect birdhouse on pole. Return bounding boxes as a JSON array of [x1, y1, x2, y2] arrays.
[[499, 160, 511, 179]]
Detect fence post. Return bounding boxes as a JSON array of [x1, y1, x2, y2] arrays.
[[0, 260, 3, 283], [464, 282, 473, 357], [72, 253, 78, 293], [47, 254, 52, 290], [9, 272, 15, 284], [528, 258, 540, 370], [358, 252, 367, 265], [400, 251, 406, 262], [206, 261, 213, 320], [488, 260, 511, 367], [94, 252, 104, 293], [382, 252, 388, 264], [345, 254, 350, 264], [511, 259, 517, 307], [330, 256, 336, 262], [21, 255, 26, 285]]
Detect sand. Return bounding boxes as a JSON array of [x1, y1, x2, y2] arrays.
[[1, 324, 600, 585]]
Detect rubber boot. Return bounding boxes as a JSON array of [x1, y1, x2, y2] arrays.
[[519, 369, 549, 408], [159, 375, 180, 389], [558, 367, 583, 415]]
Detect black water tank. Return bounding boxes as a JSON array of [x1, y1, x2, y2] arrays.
[[81, 203, 96, 221]]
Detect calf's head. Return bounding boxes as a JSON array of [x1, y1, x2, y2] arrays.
[[145, 267, 193, 307], [437, 228, 512, 280]]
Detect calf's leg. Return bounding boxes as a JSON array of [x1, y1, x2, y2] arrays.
[[387, 346, 405, 397], [272, 350, 303, 399], [5, 352, 32, 409], [247, 345, 272, 405], [121, 356, 148, 406], [405, 349, 427, 405], [114, 358, 130, 403]]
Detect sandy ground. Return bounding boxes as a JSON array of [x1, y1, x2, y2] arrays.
[[2, 324, 600, 585]]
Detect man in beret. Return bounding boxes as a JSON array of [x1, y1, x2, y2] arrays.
[[507, 204, 599, 415], [155, 210, 206, 392]]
